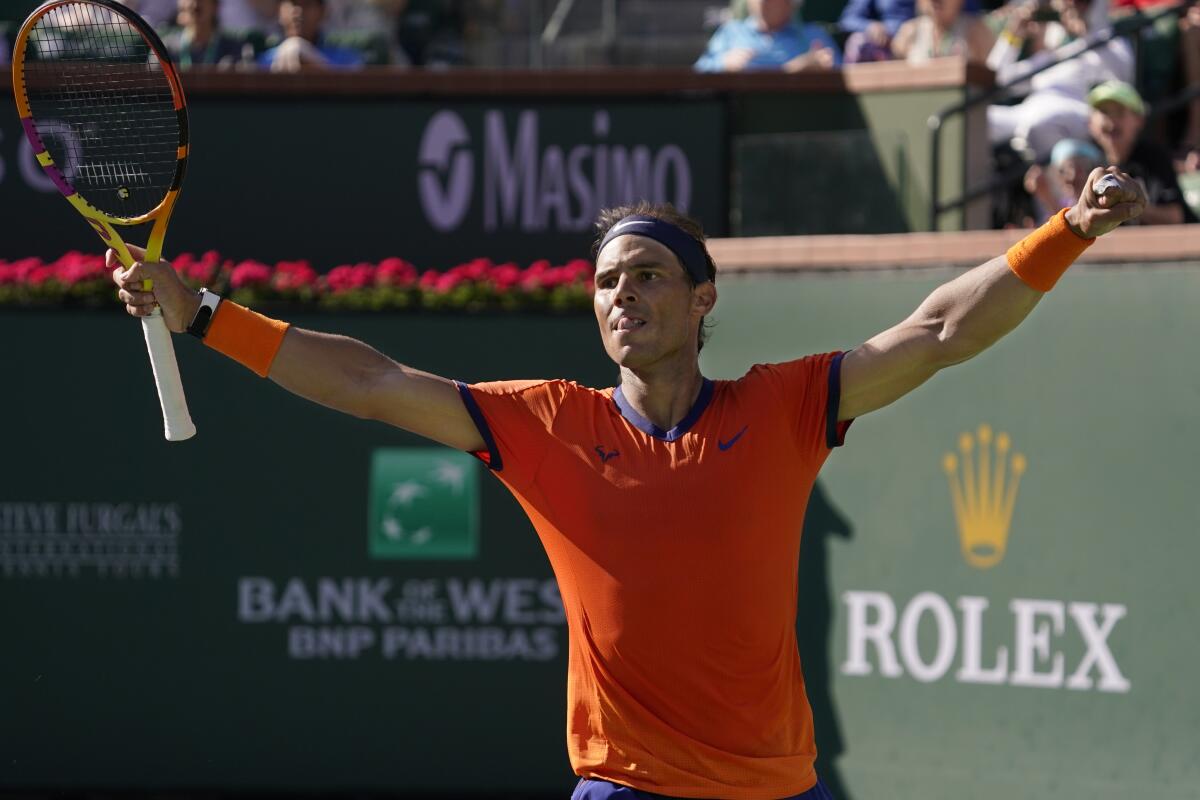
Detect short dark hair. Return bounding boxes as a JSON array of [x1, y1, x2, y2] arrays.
[[592, 202, 717, 352]]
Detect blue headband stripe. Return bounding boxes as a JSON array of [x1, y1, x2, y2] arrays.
[[597, 215, 711, 284]]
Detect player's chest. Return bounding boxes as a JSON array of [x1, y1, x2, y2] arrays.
[[531, 427, 813, 574], [535, 417, 803, 521]]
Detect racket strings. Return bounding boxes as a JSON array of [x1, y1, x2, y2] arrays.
[[21, 2, 182, 219]]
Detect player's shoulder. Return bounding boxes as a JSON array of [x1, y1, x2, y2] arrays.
[[716, 352, 840, 404], [469, 377, 604, 396], [466, 378, 612, 411], [731, 352, 840, 386]]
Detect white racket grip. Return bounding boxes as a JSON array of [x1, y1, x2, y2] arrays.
[[141, 311, 196, 441]]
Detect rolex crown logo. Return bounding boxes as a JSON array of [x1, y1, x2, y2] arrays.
[[943, 424, 1026, 569]]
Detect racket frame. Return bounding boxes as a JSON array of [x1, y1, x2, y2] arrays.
[[12, 0, 190, 265], [12, 0, 196, 441]]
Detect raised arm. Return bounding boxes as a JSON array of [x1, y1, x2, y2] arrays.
[[109, 248, 485, 452], [264, 329, 484, 451], [838, 167, 1146, 421]]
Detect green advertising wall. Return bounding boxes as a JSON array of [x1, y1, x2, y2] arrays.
[[730, 88, 975, 235], [3, 262, 1196, 797], [0, 73, 989, 265], [0, 97, 725, 268], [703, 264, 1200, 800]]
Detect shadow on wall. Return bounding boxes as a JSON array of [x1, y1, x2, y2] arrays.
[[797, 480, 854, 800]]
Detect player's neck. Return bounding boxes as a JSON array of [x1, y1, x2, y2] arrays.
[[617, 362, 706, 432]]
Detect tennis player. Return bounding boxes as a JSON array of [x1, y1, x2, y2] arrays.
[[111, 168, 1144, 800]]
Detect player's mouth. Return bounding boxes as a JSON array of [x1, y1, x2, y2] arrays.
[[613, 315, 647, 332]]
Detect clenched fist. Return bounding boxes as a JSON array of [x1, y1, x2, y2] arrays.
[[1063, 167, 1146, 238]]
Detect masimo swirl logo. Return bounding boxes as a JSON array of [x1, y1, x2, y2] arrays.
[[943, 424, 1026, 569], [417, 111, 474, 232]]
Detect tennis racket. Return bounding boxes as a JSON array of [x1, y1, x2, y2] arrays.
[[12, 0, 196, 441]]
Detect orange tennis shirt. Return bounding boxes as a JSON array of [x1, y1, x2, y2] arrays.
[[456, 352, 851, 800]]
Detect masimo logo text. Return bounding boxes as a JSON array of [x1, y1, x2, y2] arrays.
[[417, 109, 692, 233], [840, 425, 1130, 694]]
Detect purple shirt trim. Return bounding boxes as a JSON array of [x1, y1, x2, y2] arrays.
[[454, 381, 503, 471], [826, 351, 852, 448], [612, 378, 714, 442], [573, 776, 835, 800]]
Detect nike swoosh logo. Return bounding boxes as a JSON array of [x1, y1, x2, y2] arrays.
[[718, 425, 749, 451], [608, 219, 649, 236]]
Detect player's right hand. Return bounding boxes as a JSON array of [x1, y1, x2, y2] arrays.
[[108, 245, 200, 333], [1064, 167, 1146, 238]]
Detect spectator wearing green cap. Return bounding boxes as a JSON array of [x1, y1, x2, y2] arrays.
[[1088, 80, 1196, 225]]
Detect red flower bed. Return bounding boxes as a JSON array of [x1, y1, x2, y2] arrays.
[[0, 251, 596, 312]]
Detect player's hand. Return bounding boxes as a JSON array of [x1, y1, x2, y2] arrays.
[[108, 245, 200, 333], [1063, 167, 1146, 238]]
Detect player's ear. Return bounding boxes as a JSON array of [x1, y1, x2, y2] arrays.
[[692, 281, 717, 316]]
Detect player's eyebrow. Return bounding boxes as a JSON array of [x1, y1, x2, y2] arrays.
[[595, 260, 669, 282]]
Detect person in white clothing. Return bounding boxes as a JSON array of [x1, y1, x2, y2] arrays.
[[987, 0, 1132, 161]]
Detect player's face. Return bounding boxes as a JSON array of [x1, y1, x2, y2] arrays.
[[593, 235, 715, 372]]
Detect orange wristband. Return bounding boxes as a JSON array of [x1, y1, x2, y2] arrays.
[[203, 300, 290, 377], [1006, 208, 1093, 292]]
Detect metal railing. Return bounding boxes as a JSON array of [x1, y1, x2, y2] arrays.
[[927, 2, 1192, 230], [533, 0, 619, 67]]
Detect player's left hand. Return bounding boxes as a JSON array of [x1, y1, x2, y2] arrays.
[[1064, 166, 1146, 238]]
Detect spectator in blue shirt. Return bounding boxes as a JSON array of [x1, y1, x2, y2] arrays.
[[259, 0, 364, 71], [839, 0, 916, 62], [695, 0, 840, 72]]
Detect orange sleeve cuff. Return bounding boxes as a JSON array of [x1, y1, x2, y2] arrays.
[[1006, 208, 1094, 292], [203, 300, 290, 377]]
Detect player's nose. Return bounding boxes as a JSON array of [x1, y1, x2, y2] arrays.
[[612, 273, 638, 305]]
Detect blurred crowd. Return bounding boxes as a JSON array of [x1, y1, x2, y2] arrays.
[[0, 0, 470, 70], [696, 0, 1198, 226], [1, 0, 1196, 225]]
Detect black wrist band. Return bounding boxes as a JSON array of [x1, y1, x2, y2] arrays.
[[187, 289, 221, 339]]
